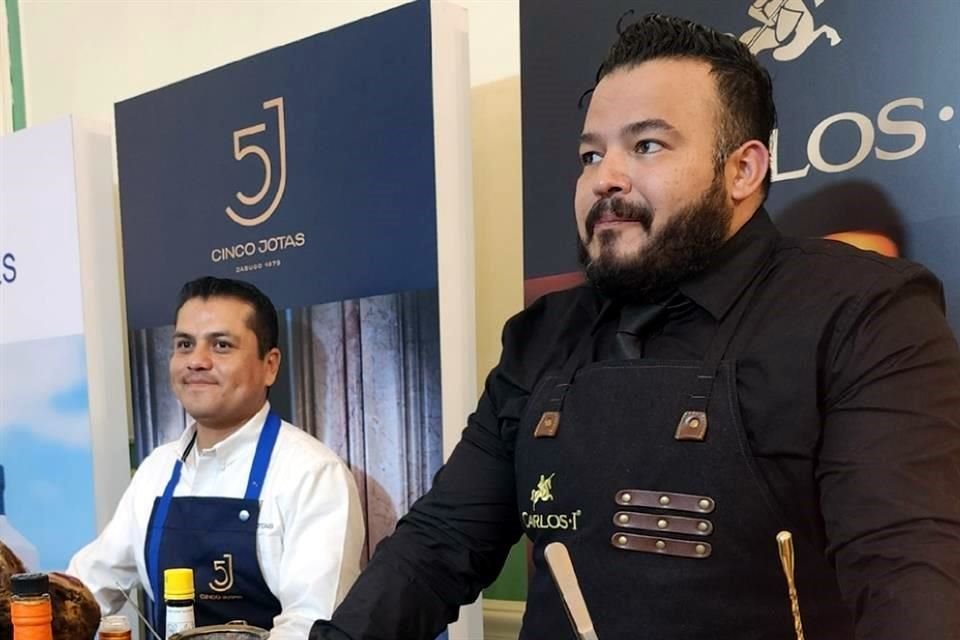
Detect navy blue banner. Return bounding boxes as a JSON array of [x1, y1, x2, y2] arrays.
[[117, 1, 437, 329], [521, 0, 960, 333]]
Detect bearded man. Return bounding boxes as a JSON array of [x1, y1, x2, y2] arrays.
[[310, 13, 960, 640]]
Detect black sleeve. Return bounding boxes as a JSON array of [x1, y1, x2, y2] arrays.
[[818, 264, 960, 639], [310, 315, 533, 640]]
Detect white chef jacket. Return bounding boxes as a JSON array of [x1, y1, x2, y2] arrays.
[[68, 402, 364, 640]]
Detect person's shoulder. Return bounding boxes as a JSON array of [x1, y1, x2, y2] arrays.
[[124, 439, 182, 492], [273, 422, 349, 472], [135, 439, 182, 472], [776, 235, 939, 292], [493, 284, 600, 381], [506, 284, 600, 336]]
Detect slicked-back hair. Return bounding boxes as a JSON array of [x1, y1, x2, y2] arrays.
[[595, 13, 777, 193], [175, 276, 279, 358]]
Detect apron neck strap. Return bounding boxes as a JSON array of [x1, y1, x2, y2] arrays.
[[244, 410, 282, 501], [674, 260, 776, 440], [147, 455, 184, 612]]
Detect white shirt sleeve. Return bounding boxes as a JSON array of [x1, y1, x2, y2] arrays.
[[66, 464, 148, 615], [266, 452, 365, 640]]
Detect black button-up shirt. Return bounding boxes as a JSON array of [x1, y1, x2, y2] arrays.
[[313, 210, 960, 640]]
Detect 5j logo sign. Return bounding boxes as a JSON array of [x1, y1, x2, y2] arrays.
[[225, 97, 288, 227]]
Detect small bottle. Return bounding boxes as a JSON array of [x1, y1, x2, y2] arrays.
[[10, 572, 53, 640], [98, 614, 132, 640], [163, 567, 196, 639]]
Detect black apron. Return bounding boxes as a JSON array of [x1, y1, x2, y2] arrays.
[[145, 410, 283, 632], [514, 277, 854, 639]]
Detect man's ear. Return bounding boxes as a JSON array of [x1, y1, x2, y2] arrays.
[[263, 347, 281, 387], [726, 139, 770, 202]]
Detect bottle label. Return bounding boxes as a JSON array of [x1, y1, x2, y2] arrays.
[[165, 605, 195, 639]]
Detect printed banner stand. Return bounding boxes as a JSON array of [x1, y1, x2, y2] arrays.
[[113, 1, 479, 636], [0, 116, 130, 572]]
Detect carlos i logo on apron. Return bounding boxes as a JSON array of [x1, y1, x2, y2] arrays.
[[522, 474, 582, 531]]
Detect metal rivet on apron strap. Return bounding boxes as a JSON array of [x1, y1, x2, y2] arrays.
[[675, 370, 715, 442], [612, 511, 714, 536], [534, 378, 574, 439], [611, 533, 713, 559], [534, 411, 561, 438], [675, 410, 708, 441], [238, 509, 250, 522], [615, 489, 716, 514]]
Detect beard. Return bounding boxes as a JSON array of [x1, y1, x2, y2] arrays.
[[577, 175, 732, 303]]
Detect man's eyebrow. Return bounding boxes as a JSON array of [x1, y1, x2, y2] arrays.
[[579, 131, 603, 147], [621, 119, 676, 137], [172, 331, 238, 340], [579, 119, 677, 146]]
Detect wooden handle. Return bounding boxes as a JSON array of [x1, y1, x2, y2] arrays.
[[544, 542, 599, 640]]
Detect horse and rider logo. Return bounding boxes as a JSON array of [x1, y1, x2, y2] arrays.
[[531, 473, 555, 510], [523, 474, 583, 531], [739, 0, 841, 62]]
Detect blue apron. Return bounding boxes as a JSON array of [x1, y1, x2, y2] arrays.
[[144, 410, 283, 631]]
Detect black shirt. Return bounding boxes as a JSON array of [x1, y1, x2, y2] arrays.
[[312, 210, 960, 640]]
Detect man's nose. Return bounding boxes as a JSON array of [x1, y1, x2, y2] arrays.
[[187, 345, 213, 370], [592, 152, 632, 198]]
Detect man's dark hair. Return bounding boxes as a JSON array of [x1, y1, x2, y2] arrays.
[[175, 276, 279, 358], [595, 13, 777, 193]]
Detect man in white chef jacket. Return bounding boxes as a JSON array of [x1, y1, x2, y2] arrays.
[[69, 276, 365, 639]]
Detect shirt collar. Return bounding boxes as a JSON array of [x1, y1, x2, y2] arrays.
[[177, 401, 271, 466], [679, 208, 779, 321], [588, 208, 780, 330]]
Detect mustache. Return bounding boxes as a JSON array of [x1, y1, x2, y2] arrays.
[[585, 198, 654, 241], [183, 375, 217, 384]]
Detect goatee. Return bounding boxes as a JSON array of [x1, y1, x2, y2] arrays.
[[578, 177, 732, 303]]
